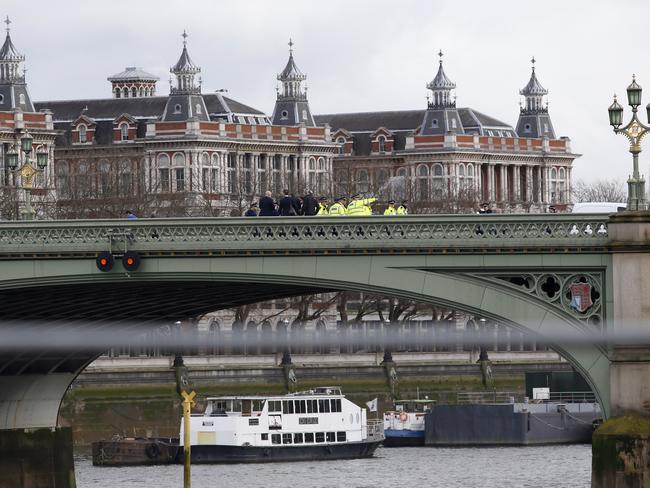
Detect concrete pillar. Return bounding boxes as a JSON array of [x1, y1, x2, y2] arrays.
[[513, 165, 520, 202], [488, 164, 495, 202], [526, 166, 533, 203]]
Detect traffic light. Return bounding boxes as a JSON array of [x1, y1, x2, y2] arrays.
[[122, 251, 141, 272], [96, 251, 114, 272]]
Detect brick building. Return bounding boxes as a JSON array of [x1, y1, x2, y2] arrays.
[[316, 54, 578, 212], [32, 35, 335, 217]]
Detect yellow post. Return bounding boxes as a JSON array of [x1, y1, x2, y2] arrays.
[[181, 390, 196, 488]]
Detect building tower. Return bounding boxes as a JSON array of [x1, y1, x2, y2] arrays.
[[516, 57, 555, 138], [271, 39, 315, 126], [162, 31, 208, 122], [420, 50, 463, 135], [108, 67, 159, 99], [0, 17, 34, 112]]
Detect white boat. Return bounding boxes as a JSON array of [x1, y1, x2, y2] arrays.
[[181, 386, 384, 463], [383, 399, 435, 446]]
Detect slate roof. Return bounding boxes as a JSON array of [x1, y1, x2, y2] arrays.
[[172, 45, 200, 73], [107, 67, 159, 82], [34, 94, 266, 122], [279, 53, 305, 80], [428, 63, 455, 90], [520, 69, 547, 96], [0, 32, 23, 61]]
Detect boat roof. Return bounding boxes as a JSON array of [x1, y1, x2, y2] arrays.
[[206, 387, 344, 401]]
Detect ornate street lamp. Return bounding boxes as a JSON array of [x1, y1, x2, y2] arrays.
[[4, 132, 50, 220], [608, 75, 650, 211]]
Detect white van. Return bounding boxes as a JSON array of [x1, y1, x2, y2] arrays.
[[572, 202, 626, 213]]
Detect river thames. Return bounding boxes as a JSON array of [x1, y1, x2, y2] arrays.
[[75, 444, 591, 487]]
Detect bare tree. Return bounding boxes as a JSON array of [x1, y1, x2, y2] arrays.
[[572, 179, 626, 203]]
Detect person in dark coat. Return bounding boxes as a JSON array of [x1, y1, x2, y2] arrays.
[[278, 190, 297, 216], [258, 191, 276, 216], [244, 203, 258, 216], [292, 194, 303, 216], [302, 191, 319, 216]]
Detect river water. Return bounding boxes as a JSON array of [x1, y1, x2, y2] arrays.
[[75, 444, 591, 488]]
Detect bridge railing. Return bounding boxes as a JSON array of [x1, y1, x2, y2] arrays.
[[0, 214, 610, 255]]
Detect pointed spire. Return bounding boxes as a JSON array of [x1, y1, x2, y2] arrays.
[[170, 30, 201, 94], [426, 50, 456, 108], [0, 16, 24, 63], [277, 38, 306, 100], [520, 56, 548, 114]]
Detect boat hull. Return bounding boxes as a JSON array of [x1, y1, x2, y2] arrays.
[[188, 439, 382, 464], [92, 438, 179, 466], [383, 429, 425, 447]]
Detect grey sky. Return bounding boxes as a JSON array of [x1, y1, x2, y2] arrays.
[[4, 0, 649, 183]]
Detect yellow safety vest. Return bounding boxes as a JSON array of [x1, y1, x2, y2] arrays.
[[317, 203, 329, 216], [384, 206, 397, 216], [328, 202, 346, 216], [348, 198, 376, 216], [397, 206, 408, 215]]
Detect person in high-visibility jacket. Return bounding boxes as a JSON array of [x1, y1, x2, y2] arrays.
[[397, 200, 408, 215], [347, 194, 376, 216], [328, 197, 347, 216], [317, 197, 329, 216], [384, 200, 397, 215]]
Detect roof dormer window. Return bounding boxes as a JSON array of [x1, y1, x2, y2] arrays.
[[378, 135, 386, 153], [196, 104, 202, 115], [281, 110, 288, 120], [78, 124, 87, 143], [431, 118, 438, 128], [19, 94, 25, 105], [524, 123, 532, 133], [174, 104, 182, 114], [120, 123, 129, 141]]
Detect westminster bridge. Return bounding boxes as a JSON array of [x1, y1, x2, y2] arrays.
[[0, 212, 649, 487]]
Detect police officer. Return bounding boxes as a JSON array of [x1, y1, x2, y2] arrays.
[[328, 197, 347, 216], [384, 200, 397, 216], [317, 197, 329, 216], [397, 200, 408, 215], [347, 194, 377, 216]]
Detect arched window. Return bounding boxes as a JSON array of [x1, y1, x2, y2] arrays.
[[19, 93, 25, 105], [173, 153, 185, 166], [201, 153, 209, 166], [158, 154, 170, 192], [99, 161, 111, 195], [451, 118, 457, 130], [467, 164, 474, 178], [78, 124, 87, 143], [174, 104, 182, 114], [378, 136, 386, 153], [357, 169, 369, 193], [139, 87, 144, 97], [77, 161, 90, 197], [432, 163, 444, 197], [118, 160, 133, 196], [114, 88, 121, 99], [302, 109, 308, 120], [377, 169, 389, 189], [120, 123, 129, 141], [122, 87, 128, 98], [417, 164, 429, 201], [459, 164, 465, 177], [196, 104, 202, 115], [56, 161, 69, 198], [131, 87, 137, 98]]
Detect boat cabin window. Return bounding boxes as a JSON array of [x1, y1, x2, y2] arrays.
[[318, 399, 330, 413], [252, 400, 265, 413], [295, 400, 306, 414], [242, 400, 252, 416], [209, 400, 228, 416], [282, 433, 292, 444], [315, 432, 325, 443], [304, 432, 314, 443], [261, 433, 268, 441], [226, 399, 242, 413], [331, 399, 342, 412], [293, 433, 303, 444], [307, 399, 317, 413], [337, 432, 346, 442], [282, 400, 295, 414], [268, 400, 282, 413], [326, 432, 335, 442], [271, 434, 281, 445]]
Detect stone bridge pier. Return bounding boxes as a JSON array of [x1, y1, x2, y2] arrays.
[[593, 212, 650, 488]]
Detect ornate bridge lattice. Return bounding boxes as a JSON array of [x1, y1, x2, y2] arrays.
[[0, 214, 609, 256]]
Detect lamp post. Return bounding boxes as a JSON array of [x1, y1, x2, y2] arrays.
[[608, 75, 650, 211], [5, 131, 49, 220]]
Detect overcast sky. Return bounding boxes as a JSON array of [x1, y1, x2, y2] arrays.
[[4, 0, 649, 183]]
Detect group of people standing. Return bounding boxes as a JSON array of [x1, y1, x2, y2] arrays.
[[244, 191, 409, 217]]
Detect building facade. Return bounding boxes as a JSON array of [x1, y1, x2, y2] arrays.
[[317, 54, 577, 213], [32, 35, 335, 217], [0, 20, 57, 219]]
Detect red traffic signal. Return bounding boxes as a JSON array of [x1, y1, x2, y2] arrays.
[[96, 251, 114, 272], [122, 251, 141, 272]]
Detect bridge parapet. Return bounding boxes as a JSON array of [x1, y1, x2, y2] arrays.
[[0, 214, 610, 257]]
